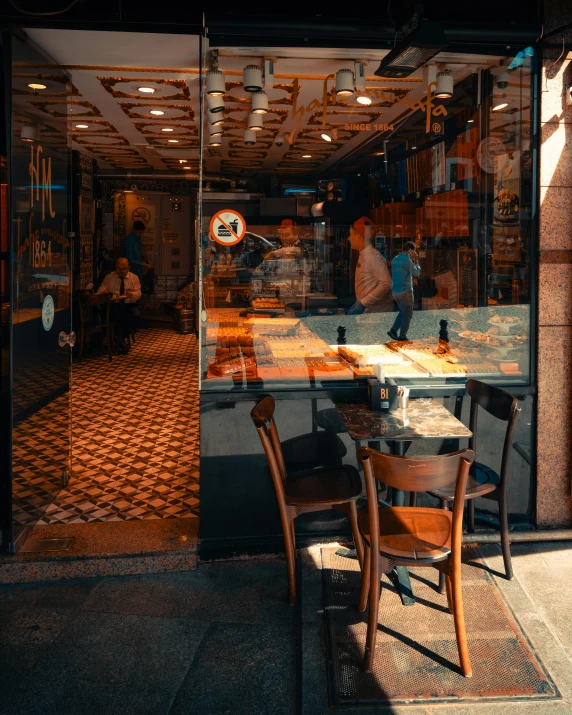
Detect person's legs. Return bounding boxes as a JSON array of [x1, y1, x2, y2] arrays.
[[397, 293, 414, 340], [390, 297, 401, 337]]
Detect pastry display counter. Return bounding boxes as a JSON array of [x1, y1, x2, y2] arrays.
[[201, 305, 530, 391]]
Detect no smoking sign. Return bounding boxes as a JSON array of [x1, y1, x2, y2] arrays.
[[209, 209, 246, 246]]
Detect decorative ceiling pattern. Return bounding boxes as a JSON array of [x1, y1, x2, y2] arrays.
[[15, 30, 513, 177]]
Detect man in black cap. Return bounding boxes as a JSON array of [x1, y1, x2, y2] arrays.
[[123, 220, 152, 279]]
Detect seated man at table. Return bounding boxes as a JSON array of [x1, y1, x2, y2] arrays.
[[98, 258, 141, 354]]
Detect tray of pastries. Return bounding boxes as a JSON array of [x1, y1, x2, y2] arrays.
[[251, 297, 286, 312], [338, 345, 404, 365]]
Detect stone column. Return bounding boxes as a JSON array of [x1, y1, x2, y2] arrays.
[[538, 12, 572, 526]]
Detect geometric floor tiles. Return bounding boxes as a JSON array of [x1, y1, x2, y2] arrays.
[[12, 328, 200, 526]]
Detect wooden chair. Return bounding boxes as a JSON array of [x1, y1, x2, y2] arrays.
[[251, 396, 364, 605], [78, 292, 113, 361], [429, 380, 519, 588], [356, 447, 475, 677]]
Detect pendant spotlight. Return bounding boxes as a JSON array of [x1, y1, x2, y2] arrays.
[[251, 91, 268, 114], [209, 124, 223, 138], [206, 69, 226, 97], [336, 69, 354, 96], [20, 125, 38, 143], [435, 70, 454, 99], [209, 134, 222, 146], [244, 129, 257, 145], [357, 95, 372, 106], [243, 65, 263, 92], [207, 94, 225, 114], [248, 113, 263, 131], [209, 111, 225, 127]]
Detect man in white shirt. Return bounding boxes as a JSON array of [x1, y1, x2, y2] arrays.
[[98, 258, 141, 354], [347, 216, 393, 314]]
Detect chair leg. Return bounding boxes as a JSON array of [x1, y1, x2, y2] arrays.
[[498, 493, 514, 580], [358, 543, 370, 613], [347, 500, 364, 569], [450, 561, 472, 677], [282, 515, 297, 606], [445, 572, 454, 615], [364, 560, 381, 672], [467, 498, 475, 533], [438, 499, 448, 594], [409, 491, 417, 507]]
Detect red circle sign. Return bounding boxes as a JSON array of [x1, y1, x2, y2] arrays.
[[209, 209, 246, 246], [132, 206, 152, 224]]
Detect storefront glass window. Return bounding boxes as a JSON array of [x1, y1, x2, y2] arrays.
[[199, 47, 534, 391]]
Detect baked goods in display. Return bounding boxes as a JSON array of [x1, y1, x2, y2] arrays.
[[251, 297, 285, 310], [338, 345, 404, 365]]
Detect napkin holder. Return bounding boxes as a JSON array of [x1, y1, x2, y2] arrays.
[[368, 378, 398, 412]]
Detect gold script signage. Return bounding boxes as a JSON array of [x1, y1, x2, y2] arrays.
[[29, 145, 56, 221], [286, 78, 448, 143]]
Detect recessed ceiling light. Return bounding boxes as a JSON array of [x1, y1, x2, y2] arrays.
[[374, 151, 384, 156], [303, 154, 312, 158], [138, 87, 156, 94], [321, 133, 332, 142], [179, 159, 186, 163], [161, 127, 174, 132], [493, 102, 508, 111], [150, 110, 165, 116], [356, 95, 372, 106], [27, 83, 47, 90], [168, 139, 179, 143], [75, 124, 89, 129], [467, 119, 474, 123]]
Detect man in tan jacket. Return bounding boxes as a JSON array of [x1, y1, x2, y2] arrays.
[[347, 216, 393, 314]]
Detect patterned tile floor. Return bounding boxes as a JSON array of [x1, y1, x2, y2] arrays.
[[12, 328, 200, 525]]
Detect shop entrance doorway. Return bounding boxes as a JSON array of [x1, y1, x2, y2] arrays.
[[4, 27, 201, 555]]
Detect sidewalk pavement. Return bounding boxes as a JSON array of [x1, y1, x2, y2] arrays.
[[1, 541, 571, 715]]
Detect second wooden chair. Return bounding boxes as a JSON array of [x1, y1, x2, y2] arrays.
[[357, 447, 475, 677]]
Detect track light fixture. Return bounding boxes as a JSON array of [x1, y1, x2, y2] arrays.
[[207, 94, 224, 114], [244, 129, 257, 145], [20, 125, 38, 143], [206, 69, 226, 97], [251, 91, 268, 114], [243, 65, 263, 92], [209, 111, 225, 127], [210, 135, 222, 146], [336, 69, 354, 96], [248, 113, 263, 131], [209, 124, 223, 137], [436, 70, 454, 99], [264, 59, 275, 88], [354, 62, 366, 91]]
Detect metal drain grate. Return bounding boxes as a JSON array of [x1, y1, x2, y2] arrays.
[[322, 545, 560, 707], [19, 538, 75, 553]]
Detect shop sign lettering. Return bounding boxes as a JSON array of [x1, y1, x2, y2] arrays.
[[29, 145, 56, 222], [286, 77, 448, 143]]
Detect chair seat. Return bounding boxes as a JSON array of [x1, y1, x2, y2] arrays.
[[284, 464, 361, 506], [429, 462, 499, 501], [358, 506, 452, 561], [281, 431, 347, 476]]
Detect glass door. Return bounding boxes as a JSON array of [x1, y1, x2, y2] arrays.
[[8, 29, 73, 549]]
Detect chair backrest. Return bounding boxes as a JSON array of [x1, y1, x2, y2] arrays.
[[466, 379, 519, 492], [357, 447, 475, 564], [250, 396, 288, 499]]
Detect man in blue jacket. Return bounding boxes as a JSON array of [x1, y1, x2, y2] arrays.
[[387, 241, 421, 341], [123, 220, 151, 279]]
